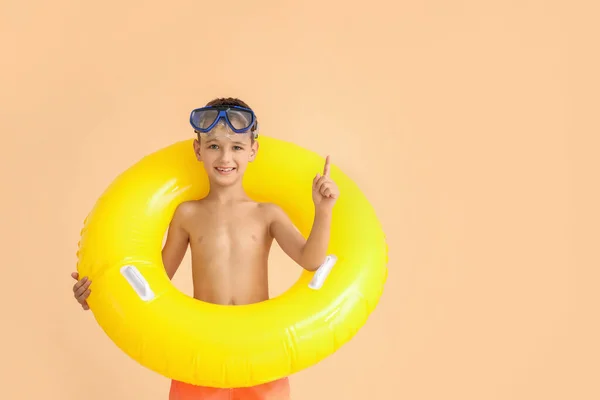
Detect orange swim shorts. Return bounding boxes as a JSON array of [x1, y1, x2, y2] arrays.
[[169, 377, 291, 400]]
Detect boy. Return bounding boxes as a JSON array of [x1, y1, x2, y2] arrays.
[[70, 97, 339, 400]]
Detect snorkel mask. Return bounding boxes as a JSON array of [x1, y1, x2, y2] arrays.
[[189, 105, 259, 140]]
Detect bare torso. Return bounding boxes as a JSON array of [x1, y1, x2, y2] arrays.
[[181, 198, 274, 305]]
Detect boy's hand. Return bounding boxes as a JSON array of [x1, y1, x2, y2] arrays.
[[71, 272, 91, 310], [312, 155, 339, 211]]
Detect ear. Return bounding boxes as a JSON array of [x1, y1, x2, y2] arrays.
[[193, 138, 202, 161], [249, 140, 259, 162]]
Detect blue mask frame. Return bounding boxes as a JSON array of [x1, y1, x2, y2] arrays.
[[189, 105, 259, 138]]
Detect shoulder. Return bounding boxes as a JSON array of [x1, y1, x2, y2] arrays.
[[257, 202, 291, 226], [171, 200, 206, 223], [175, 200, 205, 214], [257, 202, 284, 216]]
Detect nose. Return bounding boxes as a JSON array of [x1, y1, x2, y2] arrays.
[[217, 147, 233, 163]]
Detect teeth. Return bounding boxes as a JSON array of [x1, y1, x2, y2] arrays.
[[217, 168, 234, 172]]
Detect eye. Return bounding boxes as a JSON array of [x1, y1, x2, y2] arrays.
[[208, 144, 219, 150], [233, 145, 243, 151]]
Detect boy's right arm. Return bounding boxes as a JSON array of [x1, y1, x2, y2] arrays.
[[161, 203, 191, 280]]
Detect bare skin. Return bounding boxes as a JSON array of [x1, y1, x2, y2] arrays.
[[71, 123, 339, 308], [163, 197, 304, 305]]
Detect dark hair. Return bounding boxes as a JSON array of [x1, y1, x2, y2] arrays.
[[198, 97, 258, 142], [205, 97, 251, 109]]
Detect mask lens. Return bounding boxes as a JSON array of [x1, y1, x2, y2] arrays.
[[192, 109, 219, 130], [227, 109, 253, 131]]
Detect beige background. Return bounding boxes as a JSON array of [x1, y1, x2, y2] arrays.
[[1, 0, 598, 399]]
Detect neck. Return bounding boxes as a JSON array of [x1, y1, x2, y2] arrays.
[[205, 182, 249, 204]]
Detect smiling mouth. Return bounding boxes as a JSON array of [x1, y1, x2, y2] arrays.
[[215, 167, 235, 174]]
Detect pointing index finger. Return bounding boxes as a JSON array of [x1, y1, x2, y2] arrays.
[[323, 155, 331, 177]]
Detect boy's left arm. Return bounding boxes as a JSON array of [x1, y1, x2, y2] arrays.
[[269, 156, 339, 271]]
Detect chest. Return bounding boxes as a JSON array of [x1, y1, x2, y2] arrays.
[[189, 208, 269, 247]]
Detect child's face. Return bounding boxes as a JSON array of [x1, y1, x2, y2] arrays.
[[193, 121, 258, 186]]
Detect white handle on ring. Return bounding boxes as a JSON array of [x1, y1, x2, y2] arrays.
[[308, 255, 337, 290], [120, 265, 155, 301]]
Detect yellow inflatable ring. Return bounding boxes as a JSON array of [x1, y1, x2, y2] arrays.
[[76, 136, 388, 388]]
